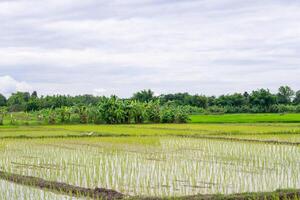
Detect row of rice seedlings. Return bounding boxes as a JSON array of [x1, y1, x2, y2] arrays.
[[0, 137, 299, 197]]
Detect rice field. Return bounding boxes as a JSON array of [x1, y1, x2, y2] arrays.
[[190, 114, 300, 123], [0, 179, 75, 200], [1, 123, 300, 199]]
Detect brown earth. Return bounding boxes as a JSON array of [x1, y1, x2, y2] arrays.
[[0, 170, 124, 199]]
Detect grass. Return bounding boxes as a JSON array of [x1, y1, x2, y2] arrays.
[[1, 114, 300, 199], [190, 113, 300, 123], [1, 123, 300, 143]]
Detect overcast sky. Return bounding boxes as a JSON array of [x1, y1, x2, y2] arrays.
[[0, 0, 300, 97]]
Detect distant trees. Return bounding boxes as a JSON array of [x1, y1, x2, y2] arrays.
[[249, 89, 276, 112], [7, 92, 31, 112], [0, 107, 7, 125], [1, 85, 300, 116], [294, 91, 300, 104], [215, 93, 246, 107], [159, 93, 208, 108], [132, 89, 155, 103], [277, 86, 295, 104], [0, 93, 6, 107]]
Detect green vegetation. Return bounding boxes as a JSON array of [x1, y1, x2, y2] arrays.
[[1, 86, 300, 199], [190, 113, 300, 123], [0, 122, 300, 199], [0, 98, 189, 126], [1, 133, 300, 199], [1, 86, 300, 115], [0, 123, 300, 141]]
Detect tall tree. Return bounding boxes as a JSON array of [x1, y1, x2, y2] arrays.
[[277, 86, 295, 104], [293, 90, 300, 105], [31, 91, 38, 98], [132, 89, 155, 102], [0, 93, 6, 107], [249, 89, 276, 112], [7, 92, 31, 111]]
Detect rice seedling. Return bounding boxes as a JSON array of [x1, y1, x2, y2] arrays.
[[0, 136, 299, 197]]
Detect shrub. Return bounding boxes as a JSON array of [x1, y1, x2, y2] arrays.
[[207, 106, 226, 114], [145, 101, 161, 123], [296, 105, 300, 113], [160, 106, 175, 123], [174, 108, 189, 123]]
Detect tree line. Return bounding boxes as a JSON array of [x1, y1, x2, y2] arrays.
[[0, 85, 300, 114]]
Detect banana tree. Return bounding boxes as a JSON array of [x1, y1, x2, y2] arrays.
[[0, 107, 7, 125]]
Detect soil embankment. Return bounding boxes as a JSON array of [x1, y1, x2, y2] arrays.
[[0, 170, 124, 199]]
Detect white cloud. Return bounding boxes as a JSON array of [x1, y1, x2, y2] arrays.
[[93, 88, 107, 96], [0, 76, 32, 97], [0, 0, 300, 96]]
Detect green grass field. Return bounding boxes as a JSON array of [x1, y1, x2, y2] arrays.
[[1, 123, 300, 143], [190, 113, 300, 123], [1, 114, 300, 199]]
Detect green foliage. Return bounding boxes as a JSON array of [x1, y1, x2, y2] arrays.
[[145, 100, 161, 123], [21, 97, 189, 125], [132, 89, 155, 103], [249, 89, 277, 112], [0, 107, 7, 125], [160, 106, 175, 123], [215, 93, 246, 107], [7, 92, 30, 112], [160, 93, 208, 108], [207, 106, 226, 114], [98, 96, 126, 124], [2, 85, 300, 116], [87, 106, 102, 124], [277, 86, 295, 104], [130, 100, 146, 123], [190, 113, 300, 123], [174, 107, 189, 123], [270, 104, 299, 113], [294, 90, 300, 104], [160, 105, 188, 123], [0, 93, 6, 107]]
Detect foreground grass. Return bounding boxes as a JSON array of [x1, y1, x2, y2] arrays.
[[190, 114, 300, 123]]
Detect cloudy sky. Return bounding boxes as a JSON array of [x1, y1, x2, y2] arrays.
[[0, 0, 300, 97]]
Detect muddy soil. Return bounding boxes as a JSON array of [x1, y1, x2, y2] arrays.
[[0, 170, 124, 199]]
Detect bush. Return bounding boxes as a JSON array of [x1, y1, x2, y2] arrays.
[[296, 105, 300, 113], [160, 106, 189, 123], [207, 106, 226, 114], [182, 105, 205, 115], [160, 107, 175, 123], [70, 114, 80, 124], [270, 104, 297, 113], [146, 101, 161, 123], [174, 108, 189, 123], [0, 115, 3, 125]]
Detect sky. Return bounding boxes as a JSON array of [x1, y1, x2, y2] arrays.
[[0, 0, 300, 97]]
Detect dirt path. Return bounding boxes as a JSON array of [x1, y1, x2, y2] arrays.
[[0, 170, 124, 199]]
